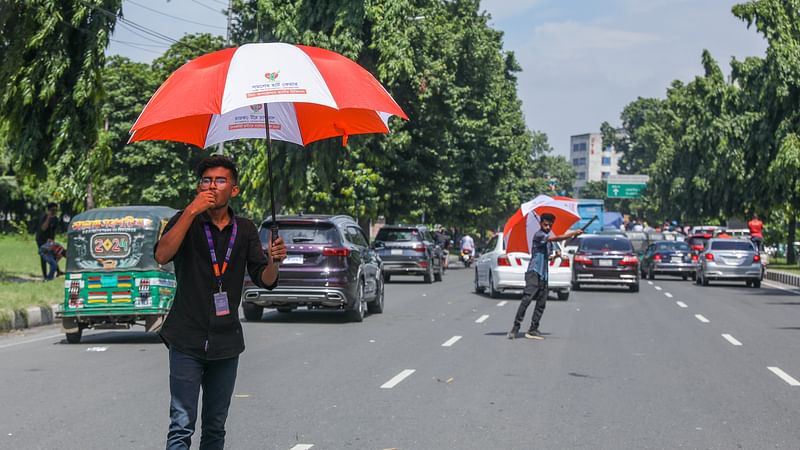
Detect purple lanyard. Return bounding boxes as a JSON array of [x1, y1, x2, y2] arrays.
[[203, 220, 238, 291]]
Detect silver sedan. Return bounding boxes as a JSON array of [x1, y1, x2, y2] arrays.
[[696, 238, 763, 287]]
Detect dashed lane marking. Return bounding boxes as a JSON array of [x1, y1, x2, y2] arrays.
[[475, 314, 490, 324], [695, 314, 710, 323], [676, 301, 688, 308], [767, 367, 800, 387], [721, 334, 742, 346], [442, 336, 462, 347], [289, 445, 314, 450], [647, 281, 654, 285], [665, 292, 673, 298], [497, 301, 508, 307], [381, 369, 416, 389], [655, 286, 662, 291]]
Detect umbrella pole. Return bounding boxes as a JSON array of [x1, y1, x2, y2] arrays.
[[264, 102, 278, 243]]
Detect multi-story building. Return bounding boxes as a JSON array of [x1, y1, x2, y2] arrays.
[[570, 132, 621, 194]]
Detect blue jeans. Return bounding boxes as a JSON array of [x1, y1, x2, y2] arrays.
[[40, 253, 57, 280], [166, 348, 239, 450]]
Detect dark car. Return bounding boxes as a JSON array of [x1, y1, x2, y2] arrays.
[[641, 240, 698, 281], [572, 236, 640, 292], [374, 225, 443, 283], [241, 215, 384, 322]]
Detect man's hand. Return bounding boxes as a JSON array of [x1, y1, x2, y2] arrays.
[[187, 191, 217, 216], [268, 235, 287, 264], [571, 229, 584, 238]]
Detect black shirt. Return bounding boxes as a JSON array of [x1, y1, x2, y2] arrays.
[[36, 214, 58, 244], [155, 208, 276, 360]]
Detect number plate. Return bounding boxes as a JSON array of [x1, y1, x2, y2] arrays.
[[283, 255, 303, 265], [598, 259, 613, 267], [391, 249, 403, 255], [671, 257, 682, 263]]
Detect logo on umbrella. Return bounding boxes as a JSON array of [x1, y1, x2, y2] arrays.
[[249, 104, 263, 113], [264, 71, 280, 81]]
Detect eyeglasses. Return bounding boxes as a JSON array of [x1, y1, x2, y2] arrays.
[[199, 177, 229, 188]]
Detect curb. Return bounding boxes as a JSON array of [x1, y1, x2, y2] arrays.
[[765, 269, 800, 288], [0, 304, 60, 333]]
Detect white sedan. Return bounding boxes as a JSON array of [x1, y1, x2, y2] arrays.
[[474, 232, 572, 300]]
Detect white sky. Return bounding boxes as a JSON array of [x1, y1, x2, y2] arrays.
[[108, 0, 767, 157]]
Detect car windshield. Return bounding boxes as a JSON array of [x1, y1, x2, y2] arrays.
[[580, 238, 633, 252], [261, 223, 339, 245], [655, 242, 690, 252], [710, 240, 754, 251], [376, 229, 422, 242]]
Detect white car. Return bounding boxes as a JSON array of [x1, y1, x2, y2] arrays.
[[474, 232, 572, 300]]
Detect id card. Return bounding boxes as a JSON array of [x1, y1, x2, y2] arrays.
[[213, 291, 231, 316]]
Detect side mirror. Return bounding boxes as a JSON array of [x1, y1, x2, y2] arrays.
[[567, 249, 575, 255]]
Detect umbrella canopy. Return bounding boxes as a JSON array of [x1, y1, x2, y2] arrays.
[[502, 195, 580, 254], [129, 42, 408, 148]]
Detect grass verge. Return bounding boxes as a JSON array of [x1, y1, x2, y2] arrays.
[[0, 234, 65, 312]]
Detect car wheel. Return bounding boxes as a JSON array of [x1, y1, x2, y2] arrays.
[[648, 266, 655, 280], [557, 290, 570, 301], [368, 278, 385, 314], [474, 269, 485, 293], [681, 274, 688, 281], [243, 302, 264, 321], [423, 263, 433, 284], [346, 281, 366, 322], [701, 274, 709, 286], [695, 272, 701, 285], [629, 283, 640, 293], [489, 273, 500, 298], [571, 281, 580, 290], [752, 279, 761, 288], [691, 272, 697, 281], [434, 267, 443, 282], [383, 274, 391, 283], [65, 328, 82, 344]]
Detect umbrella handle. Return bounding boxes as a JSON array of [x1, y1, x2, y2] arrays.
[[264, 102, 279, 243], [581, 215, 599, 232]]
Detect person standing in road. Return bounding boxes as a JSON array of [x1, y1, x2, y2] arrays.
[[508, 213, 583, 340], [154, 155, 287, 450], [35, 202, 59, 280], [748, 213, 764, 252]]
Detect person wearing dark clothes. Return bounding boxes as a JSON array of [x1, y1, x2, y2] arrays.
[[35, 203, 59, 279], [508, 213, 582, 340], [154, 155, 287, 450]]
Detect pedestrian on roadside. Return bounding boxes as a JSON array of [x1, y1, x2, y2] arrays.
[[748, 213, 764, 252], [508, 213, 583, 340], [154, 155, 287, 450], [35, 202, 59, 280], [38, 238, 65, 280]]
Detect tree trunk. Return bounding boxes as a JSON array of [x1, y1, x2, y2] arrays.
[[86, 175, 95, 210], [788, 211, 797, 265]]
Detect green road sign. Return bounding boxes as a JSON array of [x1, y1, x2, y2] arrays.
[[607, 183, 646, 198]]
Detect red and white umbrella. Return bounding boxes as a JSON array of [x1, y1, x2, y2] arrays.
[[502, 195, 580, 254]]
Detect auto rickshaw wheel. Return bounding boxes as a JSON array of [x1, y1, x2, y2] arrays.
[[65, 328, 82, 344]]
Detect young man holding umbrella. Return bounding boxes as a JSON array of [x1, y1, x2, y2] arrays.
[[154, 155, 286, 449], [508, 213, 582, 340]]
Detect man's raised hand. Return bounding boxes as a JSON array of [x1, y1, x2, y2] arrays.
[[188, 191, 217, 216]]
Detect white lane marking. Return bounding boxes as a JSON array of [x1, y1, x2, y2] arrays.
[[767, 367, 800, 387], [665, 292, 673, 298], [475, 314, 490, 323], [85, 346, 108, 352], [695, 314, 710, 323], [442, 336, 462, 347], [497, 301, 508, 307], [762, 281, 800, 295], [655, 286, 662, 291], [721, 334, 742, 346], [381, 369, 416, 389], [676, 301, 688, 308], [0, 333, 62, 350], [290, 445, 314, 450], [647, 281, 654, 285]]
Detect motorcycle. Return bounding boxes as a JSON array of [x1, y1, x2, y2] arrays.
[[460, 248, 474, 268]]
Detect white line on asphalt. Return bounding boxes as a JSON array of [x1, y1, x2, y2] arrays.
[[695, 314, 710, 323], [497, 301, 508, 307], [475, 314, 490, 323], [442, 336, 462, 347], [0, 333, 62, 350], [762, 281, 800, 295], [655, 286, 662, 291], [647, 281, 654, 285], [767, 367, 800, 386], [665, 292, 673, 298], [676, 301, 688, 308], [381, 369, 416, 389], [721, 334, 743, 346], [289, 445, 314, 450]]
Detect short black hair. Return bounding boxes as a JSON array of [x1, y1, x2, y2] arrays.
[[46, 202, 58, 210], [540, 213, 556, 223], [196, 154, 238, 184]]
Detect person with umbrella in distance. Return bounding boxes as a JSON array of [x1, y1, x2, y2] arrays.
[[154, 155, 287, 450], [508, 213, 583, 340]]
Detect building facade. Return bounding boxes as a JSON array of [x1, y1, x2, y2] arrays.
[[570, 132, 620, 194]]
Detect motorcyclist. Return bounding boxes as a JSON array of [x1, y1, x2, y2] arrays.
[[460, 234, 475, 266], [434, 227, 451, 270]]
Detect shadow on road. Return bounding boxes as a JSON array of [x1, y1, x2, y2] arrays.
[[62, 330, 162, 345], [249, 310, 352, 325]]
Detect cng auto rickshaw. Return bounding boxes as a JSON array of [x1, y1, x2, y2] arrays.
[[57, 206, 177, 343]]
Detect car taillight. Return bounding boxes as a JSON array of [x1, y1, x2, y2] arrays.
[[559, 257, 570, 267], [753, 254, 761, 263], [654, 254, 662, 262], [691, 254, 699, 262], [413, 244, 426, 253], [322, 247, 350, 257], [705, 253, 714, 261], [620, 255, 638, 265], [419, 260, 429, 268], [139, 279, 151, 299], [574, 254, 592, 265], [68, 281, 82, 308], [497, 255, 511, 266], [691, 245, 704, 251]]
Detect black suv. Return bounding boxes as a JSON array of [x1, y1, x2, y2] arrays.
[[374, 225, 444, 283], [241, 215, 384, 322]]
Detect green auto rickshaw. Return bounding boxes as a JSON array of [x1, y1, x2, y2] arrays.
[[57, 206, 177, 343]]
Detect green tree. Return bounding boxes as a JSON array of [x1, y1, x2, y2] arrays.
[[600, 97, 666, 175]]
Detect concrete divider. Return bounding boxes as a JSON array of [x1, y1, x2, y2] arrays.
[[0, 304, 59, 332], [765, 269, 800, 288]]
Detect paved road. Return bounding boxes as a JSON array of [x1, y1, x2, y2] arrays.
[[1, 267, 799, 449]]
